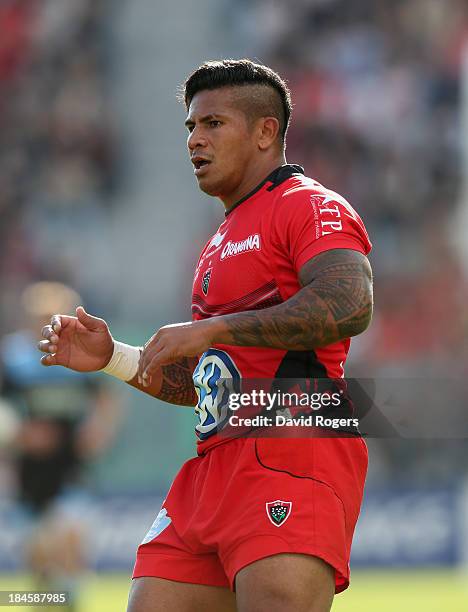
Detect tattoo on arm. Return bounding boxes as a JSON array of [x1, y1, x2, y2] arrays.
[[129, 357, 197, 406], [221, 249, 373, 350], [158, 357, 198, 406]]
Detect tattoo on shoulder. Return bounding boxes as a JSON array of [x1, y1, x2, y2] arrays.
[[298, 249, 373, 342], [224, 249, 373, 350], [159, 357, 198, 406]]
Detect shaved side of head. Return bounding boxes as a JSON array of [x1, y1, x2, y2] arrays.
[[226, 84, 286, 145]]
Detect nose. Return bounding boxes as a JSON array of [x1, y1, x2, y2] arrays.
[[187, 126, 207, 151]]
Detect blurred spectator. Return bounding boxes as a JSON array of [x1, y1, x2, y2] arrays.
[[0, 0, 117, 338], [231, 0, 468, 483], [234, 0, 468, 373], [0, 281, 121, 609]]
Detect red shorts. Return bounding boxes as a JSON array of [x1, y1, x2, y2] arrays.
[[133, 435, 367, 594]]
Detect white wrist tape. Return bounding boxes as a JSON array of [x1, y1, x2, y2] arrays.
[[101, 341, 141, 382]]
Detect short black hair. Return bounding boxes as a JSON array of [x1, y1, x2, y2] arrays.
[[183, 59, 292, 144]]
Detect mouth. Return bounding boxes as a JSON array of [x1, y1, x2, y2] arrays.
[[192, 156, 212, 176]]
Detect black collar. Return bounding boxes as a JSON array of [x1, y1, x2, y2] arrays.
[[225, 164, 305, 216]]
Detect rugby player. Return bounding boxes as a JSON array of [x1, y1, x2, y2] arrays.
[[38, 59, 373, 612]]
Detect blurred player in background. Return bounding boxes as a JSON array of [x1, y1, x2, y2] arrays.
[[1, 282, 121, 611], [38, 60, 373, 612]]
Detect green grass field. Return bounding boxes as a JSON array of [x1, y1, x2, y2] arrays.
[[1, 570, 467, 611]]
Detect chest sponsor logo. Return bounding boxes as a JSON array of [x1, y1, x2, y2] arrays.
[[201, 267, 212, 295], [220, 234, 261, 260], [266, 500, 293, 527]]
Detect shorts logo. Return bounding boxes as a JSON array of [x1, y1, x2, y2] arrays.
[[201, 268, 212, 295], [266, 500, 292, 527], [141, 507, 172, 544]]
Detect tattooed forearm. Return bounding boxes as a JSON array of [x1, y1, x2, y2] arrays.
[[217, 249, 373, 350], [158, 358, 198, 406], [128, 357, 197, 406]]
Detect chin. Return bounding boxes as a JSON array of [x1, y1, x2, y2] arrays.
[[196, 177, 223, 197]]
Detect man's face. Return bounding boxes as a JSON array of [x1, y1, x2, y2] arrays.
[[185, 88, 259, 200]]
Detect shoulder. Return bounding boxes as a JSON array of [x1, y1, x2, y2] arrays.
[[277, 175, 366, 226], [271, 174, 372, 263], [273, 174, 345, 223], [278, 174, 353, 211]]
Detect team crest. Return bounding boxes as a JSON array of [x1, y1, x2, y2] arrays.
[[266, 500, 292, 527], [201, 268, 212, 295]]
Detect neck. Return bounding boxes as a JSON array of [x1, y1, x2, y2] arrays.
[[220, 153, 287, 210]]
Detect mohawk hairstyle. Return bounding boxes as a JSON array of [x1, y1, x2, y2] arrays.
[[183, 59, 292, 144]]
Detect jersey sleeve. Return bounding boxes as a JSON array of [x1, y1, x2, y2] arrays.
[[273, 187, 372, 273]]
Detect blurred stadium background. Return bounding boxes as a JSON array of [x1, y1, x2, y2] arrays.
[[0, 0, 467, 609]]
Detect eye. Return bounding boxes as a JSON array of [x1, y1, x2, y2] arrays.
[[209, 120, 221, 128], [186, 124, 194, 133]]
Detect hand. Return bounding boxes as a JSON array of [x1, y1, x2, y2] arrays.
[[38, 306, 114, 372], [138, 320, 216, 386]]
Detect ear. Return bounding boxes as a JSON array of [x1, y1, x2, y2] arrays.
[[257, 117, 280, 150]]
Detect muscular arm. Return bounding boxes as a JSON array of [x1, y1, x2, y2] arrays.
[[136, 249, 373, 387], [210, 249, 373, 350], [127, 356, 198, 406]]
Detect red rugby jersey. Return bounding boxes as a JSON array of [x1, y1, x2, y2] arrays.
[[191, 165, 372, 450]]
